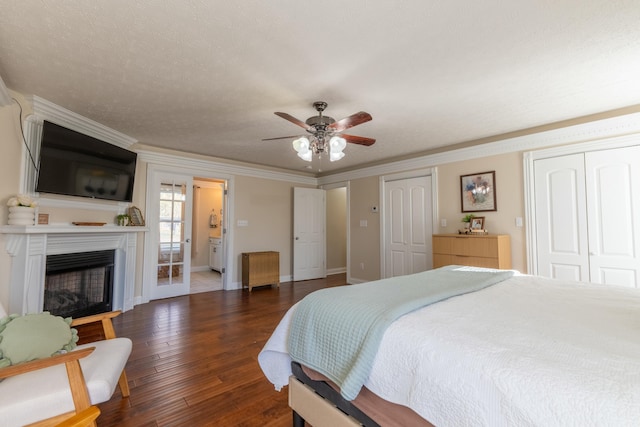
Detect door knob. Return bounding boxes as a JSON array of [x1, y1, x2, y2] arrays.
[[295, 237, 299, 240]]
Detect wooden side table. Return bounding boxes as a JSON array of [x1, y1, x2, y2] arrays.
[[242, 251, 280, 291]]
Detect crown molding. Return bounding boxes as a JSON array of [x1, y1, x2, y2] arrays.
[[137, 149, 318, 186], [24, 95, 137, 149], [318, 111, 640, 185]]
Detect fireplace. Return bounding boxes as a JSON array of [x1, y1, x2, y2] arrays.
[[2, 226, 141, 315], [44, 250, 115, 318]]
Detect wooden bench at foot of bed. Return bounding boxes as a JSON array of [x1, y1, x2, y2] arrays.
[[289, 362, 433, 427]]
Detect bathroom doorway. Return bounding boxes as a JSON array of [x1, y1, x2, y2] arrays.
[[191, 178, 227, 293]]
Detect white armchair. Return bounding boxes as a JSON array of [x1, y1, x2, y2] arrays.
[[0, 303, 132, 427]]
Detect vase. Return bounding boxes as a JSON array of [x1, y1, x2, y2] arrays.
[[8, 206, 36, 225]]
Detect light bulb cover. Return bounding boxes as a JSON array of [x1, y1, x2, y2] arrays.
[[298, 150, 313, 161], [329, 136, 347, 152], [292, 137, 310, 153], [329, 151, 345, 162]]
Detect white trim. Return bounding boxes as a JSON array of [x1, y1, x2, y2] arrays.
[[25, 95, 137, 149], [523, 133, 640, 276], [0, 75, 12, 107], [327, 267, 346, 275]]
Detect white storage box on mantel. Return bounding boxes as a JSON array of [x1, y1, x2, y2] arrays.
[[7, 206, 35, 225]]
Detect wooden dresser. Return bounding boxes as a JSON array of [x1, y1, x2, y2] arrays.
[[242, 251, 280, 291], [432, 234, 512, 269]]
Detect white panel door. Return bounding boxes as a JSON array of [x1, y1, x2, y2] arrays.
[[293, 187, 326, 281], [384, 176, 432, 278], [585, 146, 640, 288], [534, 154, 589, 281]]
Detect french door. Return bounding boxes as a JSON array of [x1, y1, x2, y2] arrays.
[[147, 171, 193, 300]]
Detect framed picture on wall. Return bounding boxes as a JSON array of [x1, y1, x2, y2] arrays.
[[460, 171, 497, 212]]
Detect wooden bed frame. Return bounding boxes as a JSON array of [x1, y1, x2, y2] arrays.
[[289, 362, 380, 427]]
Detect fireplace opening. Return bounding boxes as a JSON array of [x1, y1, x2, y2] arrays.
[[44, 250, 115, 318]]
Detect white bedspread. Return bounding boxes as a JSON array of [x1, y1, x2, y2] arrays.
[[258, 274, 640, 426]]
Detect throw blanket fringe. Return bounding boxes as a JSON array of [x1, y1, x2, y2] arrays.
[[288, 265, 515, 400]]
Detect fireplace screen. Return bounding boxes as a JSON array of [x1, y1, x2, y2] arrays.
[[44, 250, 115, 318]]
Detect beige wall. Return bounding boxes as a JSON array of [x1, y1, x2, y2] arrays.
[[435, 151, 527, 273], [349, 176, 381, 282], [0, 100, 25, 307], [326, 187, 347, 272], [346, 151, 528, 282], [233, 176, 314, 284]]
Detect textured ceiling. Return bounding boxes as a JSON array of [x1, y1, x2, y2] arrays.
[[1, 1, 640, 176]]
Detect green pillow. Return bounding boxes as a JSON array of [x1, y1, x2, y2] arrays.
[[0, 312, 78, 368]]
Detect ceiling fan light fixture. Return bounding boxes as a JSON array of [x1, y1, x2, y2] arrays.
[[292, 137, 312, 161], [329, 136, 346, 162], [268, 102, 374, 164]]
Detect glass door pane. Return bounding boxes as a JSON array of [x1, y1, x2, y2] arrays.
[[157, 182, 187, 287]]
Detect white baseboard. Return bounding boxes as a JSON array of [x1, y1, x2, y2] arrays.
[[327, 267, 346, 275], [191, 265, 211, 272]]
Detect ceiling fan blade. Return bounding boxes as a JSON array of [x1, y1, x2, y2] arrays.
[[342, 134, 376, 146], [274, 112, 313, 131], [262, 135, 301, 141], [328, 112, 372, 132]]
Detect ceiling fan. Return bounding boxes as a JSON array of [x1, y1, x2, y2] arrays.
[[263, 101, 375, 162]]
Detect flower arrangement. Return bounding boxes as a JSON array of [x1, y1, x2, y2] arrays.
[[7, 194, 37, 208]]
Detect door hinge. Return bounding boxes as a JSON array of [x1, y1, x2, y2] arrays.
[[224, 189, 228, 195]]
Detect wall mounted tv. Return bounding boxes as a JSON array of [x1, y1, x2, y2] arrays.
[[36, 121, 137, 202]]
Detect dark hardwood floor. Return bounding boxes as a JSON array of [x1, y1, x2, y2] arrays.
[[94, 274, 346, 427]]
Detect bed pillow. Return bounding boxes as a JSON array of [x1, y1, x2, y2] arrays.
[[0, 312, 78, 368]]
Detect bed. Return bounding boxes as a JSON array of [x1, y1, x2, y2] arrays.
[[258, 266, 640, 426]]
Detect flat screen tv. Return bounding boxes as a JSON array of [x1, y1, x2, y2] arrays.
[[36, 121, 137, 202]]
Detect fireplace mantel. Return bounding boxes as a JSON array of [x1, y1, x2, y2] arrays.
[[1, 225, 147, 315]]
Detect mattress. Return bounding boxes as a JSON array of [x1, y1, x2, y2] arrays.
[[259, 274, 640, 426]]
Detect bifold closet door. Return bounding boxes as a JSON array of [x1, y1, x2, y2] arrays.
[[534, 146, 640, 288], [584, 146, 640, 288], [534, 153, 589, 281]]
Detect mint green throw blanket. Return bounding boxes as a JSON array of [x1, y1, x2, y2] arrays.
[[288, 265, 515, 400]]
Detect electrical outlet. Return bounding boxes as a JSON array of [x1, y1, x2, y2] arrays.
[[441, 219, 447, 227], [515, 217, 523, 227], [360, 262, 365, 270]]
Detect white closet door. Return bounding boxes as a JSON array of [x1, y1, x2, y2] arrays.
[[384, 176, 432, 278], [585, 146, 640, 288], [534, 154, 589, 281]]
